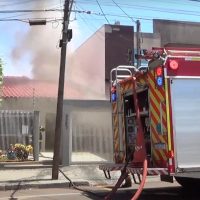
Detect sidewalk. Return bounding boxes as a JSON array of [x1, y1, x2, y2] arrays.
[[0, 152, 160, 191]]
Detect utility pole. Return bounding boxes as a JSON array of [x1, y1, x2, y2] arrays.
[[52, 0, 72, 180], [136, 20, 141, 68]]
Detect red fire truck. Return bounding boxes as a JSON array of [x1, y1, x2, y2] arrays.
[[99, 47, 200, 199]]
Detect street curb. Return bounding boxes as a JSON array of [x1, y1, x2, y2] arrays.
[[0, 180, 89, 191], [0, 160, 52, 165], [0, 164, 53, 170], [0, 160, 53, 169]]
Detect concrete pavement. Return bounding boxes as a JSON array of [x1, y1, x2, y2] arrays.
[[0, 152, 160, 191]]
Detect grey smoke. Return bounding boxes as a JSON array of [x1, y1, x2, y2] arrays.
[[11, 0, 62, 81]]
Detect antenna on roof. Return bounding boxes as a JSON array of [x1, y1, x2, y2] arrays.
[[114, 20, 120, 25]]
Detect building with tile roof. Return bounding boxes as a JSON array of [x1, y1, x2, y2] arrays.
[[1, 76, 106, 150], [2, 76, 81, 99], [1, 76, 59, 150]]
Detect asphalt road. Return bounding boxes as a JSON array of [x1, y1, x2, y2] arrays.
[[0, 181, 199, 200]]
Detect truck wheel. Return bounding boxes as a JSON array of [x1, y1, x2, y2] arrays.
[[175, 177, 200, 188]]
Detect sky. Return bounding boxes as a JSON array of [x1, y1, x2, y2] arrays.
[[1, 0, 200, 80]]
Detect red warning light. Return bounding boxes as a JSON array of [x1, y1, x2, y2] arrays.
[[169, 60, 179, 70], [156, 67, 163, 76]]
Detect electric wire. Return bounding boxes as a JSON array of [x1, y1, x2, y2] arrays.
[[111, 0, 136, 23], [95, 0, 110, 24], [75, 4, 105, 41], [112, 2, 200, 16], [76, 0, 200, 8], [76, 0, 200, 16], [0, 13, 31, 20], [0, 6, 200, 22], [75, 11, 104, 42], [1, 9, 199, 24], [0, 0, 35, 7], [0, 9, 63, 13], [1, 3, 200, 21]]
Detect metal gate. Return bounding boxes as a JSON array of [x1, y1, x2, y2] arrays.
[[61, 100, 113, 165], [71, 111, 113, 163], [0, 110, 40, 160]]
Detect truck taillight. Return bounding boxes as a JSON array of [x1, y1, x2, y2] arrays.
[[168, 161, 174, 173], [168, 150, 174, 158], [168, 150, 175, 173], [169, 60, 179, 70]]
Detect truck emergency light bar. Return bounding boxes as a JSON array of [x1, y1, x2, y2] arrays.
[[155, 66, 164, 87]]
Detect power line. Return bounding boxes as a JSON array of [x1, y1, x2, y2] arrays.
[[114, 2, 200, 16], [0, 0, 64, 10], [0, 18, 27, 23], [75, 5, 104, 37], [0, 0, 35, 7], [76, 0, 200, 8], [1, 3, 200, 18], [76, 0, 200, 16], [76, 12, 104, 41], [0, 10, 189, 24], [0, 13, 31, 20], [0, 9, 63, 13], [95, 0, 110, 24], [111, 0, 135, 23], [1, 8, 200, 25]]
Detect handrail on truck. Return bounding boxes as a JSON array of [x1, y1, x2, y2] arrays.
[[110, 65, 139, 88]]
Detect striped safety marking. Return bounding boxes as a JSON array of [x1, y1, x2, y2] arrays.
[[148, 70, 168, 167], [112, 102, 120, 162], [120, 79, 133, 93]]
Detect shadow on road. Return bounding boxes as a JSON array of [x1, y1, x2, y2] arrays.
[[81, 186, 200, 200]]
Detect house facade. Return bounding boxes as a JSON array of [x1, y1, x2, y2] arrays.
[[2, 19, 200, 155]]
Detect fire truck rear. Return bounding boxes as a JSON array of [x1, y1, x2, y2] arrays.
[[99, 47, 200, 199]]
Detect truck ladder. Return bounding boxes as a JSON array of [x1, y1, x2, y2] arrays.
[[104, 76, 147, 200], [110, 66, 138, 162]]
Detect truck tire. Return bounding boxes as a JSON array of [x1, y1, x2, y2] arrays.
[[175, 177, 200, 188]]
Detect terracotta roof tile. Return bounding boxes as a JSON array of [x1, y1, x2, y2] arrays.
[[2, 76, 82, 99]]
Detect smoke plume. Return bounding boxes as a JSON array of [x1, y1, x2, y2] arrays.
[[11, 1, 62, 81]]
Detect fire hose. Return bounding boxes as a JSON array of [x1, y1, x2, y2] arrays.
[[104, 158, 147, 200], [130, 77, 148, 200], [131, 158, 147, 200]]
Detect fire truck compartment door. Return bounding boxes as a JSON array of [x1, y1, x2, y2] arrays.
[[171, 78, 200, 169]]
